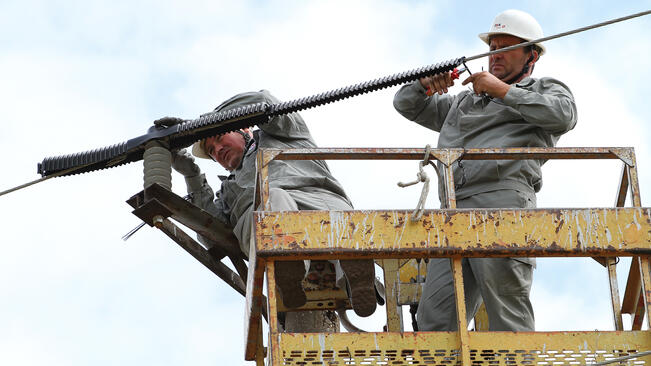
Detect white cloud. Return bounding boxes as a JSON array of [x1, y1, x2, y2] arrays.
[[1, 1, 649, 365]]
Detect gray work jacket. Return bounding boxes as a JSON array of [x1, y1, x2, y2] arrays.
[[186, 90, 352, 234], [393, 76, 577, 200]]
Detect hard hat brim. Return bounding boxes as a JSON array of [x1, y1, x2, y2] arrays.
[[192, 139, 212, 160], [478, 31, 546, 56]]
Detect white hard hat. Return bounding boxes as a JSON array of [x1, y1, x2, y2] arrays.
[[192, 139, 211, 160], [478, 9, 546, 56]]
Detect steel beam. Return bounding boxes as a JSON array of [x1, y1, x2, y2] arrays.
[[254, 208, 651, 260], [128, 183, 241, 258], [262, 146, 634, 163]]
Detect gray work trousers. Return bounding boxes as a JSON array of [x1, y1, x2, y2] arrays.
[[417, 189, 536, 331], [249, 188, 352, 332], [235, 187, 353, 257]]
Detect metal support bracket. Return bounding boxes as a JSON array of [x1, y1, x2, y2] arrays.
[[127, 183, 241, 259], [610, 147, 635, 167]]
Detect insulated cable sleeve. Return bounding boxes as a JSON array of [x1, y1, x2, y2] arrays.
[[37, 102, 270, 177], [37, 141, 130, 177], [269, 57, 464, 115], [28, 10, 651, 181], [37, 57, 464, 177], [171, 102, 270, 152]]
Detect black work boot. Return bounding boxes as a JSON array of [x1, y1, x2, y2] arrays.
[[275, 261, 307, 308], [340, 259, 377, 317]]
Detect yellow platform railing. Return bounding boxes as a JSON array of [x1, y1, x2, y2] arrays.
[[245, 147, 651, 366]]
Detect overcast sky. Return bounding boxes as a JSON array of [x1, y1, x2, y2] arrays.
[[1, 1, 651, 365]]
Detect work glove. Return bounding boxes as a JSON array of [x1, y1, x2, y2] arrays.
[[153, 116, 187, 128], [172, 149, 201, 178], [173, 148, 209, 199]]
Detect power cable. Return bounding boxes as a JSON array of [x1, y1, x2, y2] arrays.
[[1, 9, 649, 197]]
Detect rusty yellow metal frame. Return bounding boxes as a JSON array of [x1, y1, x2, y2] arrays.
[[378, 259, 403, 331], [254, 208, 651, 258], [275, 331, 651, 365], [243, 146, 650, 365]]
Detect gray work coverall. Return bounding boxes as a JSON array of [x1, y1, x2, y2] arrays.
[[393, 76, 577, 331], [184, 90, 354, 257], [183, 90, 354, 331]]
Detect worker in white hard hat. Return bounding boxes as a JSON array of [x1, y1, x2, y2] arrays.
[[393, 9, 577, 331], [157, 90, 378, 332]]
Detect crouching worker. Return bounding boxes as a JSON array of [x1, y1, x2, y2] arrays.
[[159, 90, 376, 331]]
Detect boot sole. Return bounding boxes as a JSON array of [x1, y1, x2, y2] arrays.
[[340, 259, 377, 317], [275, 261, 307, 309]]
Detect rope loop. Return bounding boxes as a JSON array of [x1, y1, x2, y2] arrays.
[[397, 145, 433, 221]]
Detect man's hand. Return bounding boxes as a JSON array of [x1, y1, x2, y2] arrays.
[[420, 72, 454, 96], [172, 149, 201, 178], [461, 71, 510, 99], [153, 116, 187, 128]]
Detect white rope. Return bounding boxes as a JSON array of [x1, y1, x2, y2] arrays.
[[398, 145, 433, 221]]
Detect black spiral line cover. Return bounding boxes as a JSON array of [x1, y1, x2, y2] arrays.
[[36, 103, 270, 177], [37, 57, 464, 177], [271, 57, 463, 116], [37, 142, 129, 177]]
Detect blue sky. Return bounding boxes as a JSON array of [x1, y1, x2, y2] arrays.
[[1, 1, 650, 365]]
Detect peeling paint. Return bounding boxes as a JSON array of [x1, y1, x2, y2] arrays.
[[250, 147, 651, 364], [255, 208, 651, 257], [576, 214, 585, 250], [318, 333, 326, 358], [394, 213, 408, 246]]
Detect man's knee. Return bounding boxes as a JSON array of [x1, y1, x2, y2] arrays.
[[268, 188, 299, 211]]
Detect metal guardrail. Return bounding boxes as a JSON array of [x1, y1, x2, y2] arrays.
[[244, 146, 650, 366]]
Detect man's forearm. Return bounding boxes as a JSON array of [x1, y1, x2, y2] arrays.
[[502, 79, 577, 133]]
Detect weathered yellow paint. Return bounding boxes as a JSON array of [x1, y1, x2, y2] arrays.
[[275, 288, 350, 313], [396, 258, 423, 283], [254, 208, 651, 259], [397, 282, 421, 305], [275, 331, 651, 365], [276, 331, 459, 366], [246, 147, 651, 366], [379, 259, 402, 331], [394, 259, 425, 306]]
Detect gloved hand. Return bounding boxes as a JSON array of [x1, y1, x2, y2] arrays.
[[153, 116, 187, 128], [172, 148, 201, 178]]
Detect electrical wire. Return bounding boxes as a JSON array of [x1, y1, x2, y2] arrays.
[[1, 9, 649, 198], [466, 9, 651, 61], [0, 162, 94, 198]]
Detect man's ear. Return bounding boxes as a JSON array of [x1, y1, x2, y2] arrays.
[[530, 49, 539, 65], [524, 49, 539, 75]]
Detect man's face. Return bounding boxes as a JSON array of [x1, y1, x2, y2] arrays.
[[203, 131, 248, 171], [488, 34, 533, 82]]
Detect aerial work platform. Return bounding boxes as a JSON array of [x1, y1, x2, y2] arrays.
[[243, 147, 651, 366]]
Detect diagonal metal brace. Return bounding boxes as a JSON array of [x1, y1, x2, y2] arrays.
[[127, 183, 241, 259], [126, 184, 269, 321]]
